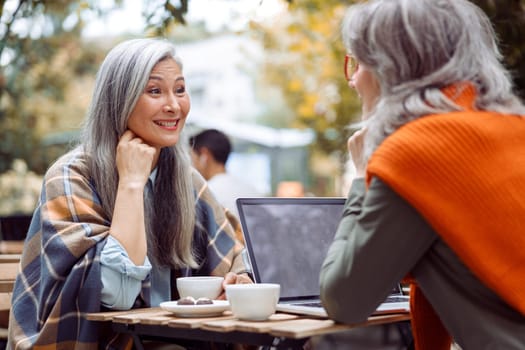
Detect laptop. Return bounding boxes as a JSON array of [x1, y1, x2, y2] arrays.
[[236, 197, 410, 318]]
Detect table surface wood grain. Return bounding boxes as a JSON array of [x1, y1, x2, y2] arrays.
[[86, 306, 411, 340]]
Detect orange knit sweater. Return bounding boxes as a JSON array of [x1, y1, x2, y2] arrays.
[[366, 86, 525, 349]]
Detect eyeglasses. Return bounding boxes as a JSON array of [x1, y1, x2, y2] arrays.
[[344, 54, 358, 81]]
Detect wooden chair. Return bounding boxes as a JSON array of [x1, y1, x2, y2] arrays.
[[0, 292, 10, 328], [0, 262, 19, 294], [0, 255, 21, 263], [0, 241, 24, 255], [0, 260, 19, 347]]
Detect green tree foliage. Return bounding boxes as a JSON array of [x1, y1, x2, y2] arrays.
[[260, 0, 525, 178], [470, 0, 525, 100], [253, 0, 361, 179], [1, 1, 101, 172], [0, 0, 189, 173]]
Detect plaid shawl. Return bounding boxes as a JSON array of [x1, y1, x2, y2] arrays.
[[7, 148, 248, 350]]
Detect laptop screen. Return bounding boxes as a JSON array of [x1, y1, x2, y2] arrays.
[[236, 197, 345, 300]]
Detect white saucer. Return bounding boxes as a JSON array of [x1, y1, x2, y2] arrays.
[[160, 300, 230, 318]]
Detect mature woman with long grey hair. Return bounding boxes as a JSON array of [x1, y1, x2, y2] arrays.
[[8, 38, 251, 349], [320, 0, 525, 349]]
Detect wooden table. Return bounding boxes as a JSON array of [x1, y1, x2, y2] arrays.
[[87, 307, 411, 349]]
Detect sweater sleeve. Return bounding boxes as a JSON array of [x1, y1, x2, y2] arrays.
[[319, 177, 437, 323]]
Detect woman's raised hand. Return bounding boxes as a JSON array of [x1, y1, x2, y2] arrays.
[[116, 130, 157, 189], [348, 127, 367, 178], [216, 272, 253, 300]]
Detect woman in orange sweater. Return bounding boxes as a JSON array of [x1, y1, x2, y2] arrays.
[[319, 0, 525, 349]]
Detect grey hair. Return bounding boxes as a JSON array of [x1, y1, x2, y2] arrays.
[[342, 0, 525, 159], [80, 38, 198, 269]]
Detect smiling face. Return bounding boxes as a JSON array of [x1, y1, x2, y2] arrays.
[[127, 58, 190, 150]]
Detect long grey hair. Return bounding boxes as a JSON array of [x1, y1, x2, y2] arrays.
[[342, 0, 525, 159], [81, 38, 198, 269]]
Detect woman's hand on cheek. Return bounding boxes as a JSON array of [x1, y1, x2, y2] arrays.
[[216, 272, 253, 300], [348, 127, 368, 178], [116, 130, 157, 189]]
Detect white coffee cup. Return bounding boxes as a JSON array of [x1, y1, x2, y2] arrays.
[[176, 276, 224, 300], [225, 283, 280, 321]]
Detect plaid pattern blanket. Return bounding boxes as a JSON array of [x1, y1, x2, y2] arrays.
[[8, 148, 248, 350]]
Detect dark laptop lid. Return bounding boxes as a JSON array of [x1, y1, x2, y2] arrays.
[[236, 197, 345, 301]]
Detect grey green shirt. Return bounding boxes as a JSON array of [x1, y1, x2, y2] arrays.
[[320, 178, 525, 349]]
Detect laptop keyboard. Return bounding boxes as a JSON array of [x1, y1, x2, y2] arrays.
[[293, 295, 408, 308], [294, 302, 323, 307], [385, 295, 409, 302]]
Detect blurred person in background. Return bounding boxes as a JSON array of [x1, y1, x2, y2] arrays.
[[8, 38, 252, 350], [320, 0, 525, 349], [189, 128, 263, 218]]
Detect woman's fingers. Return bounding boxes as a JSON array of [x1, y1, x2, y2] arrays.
[[348, 127, 368, 178], [116, 130, 157, 187], [120, 129, 136, 141]]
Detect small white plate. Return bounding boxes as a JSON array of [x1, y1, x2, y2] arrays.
[[160, 300, 230, 318]]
